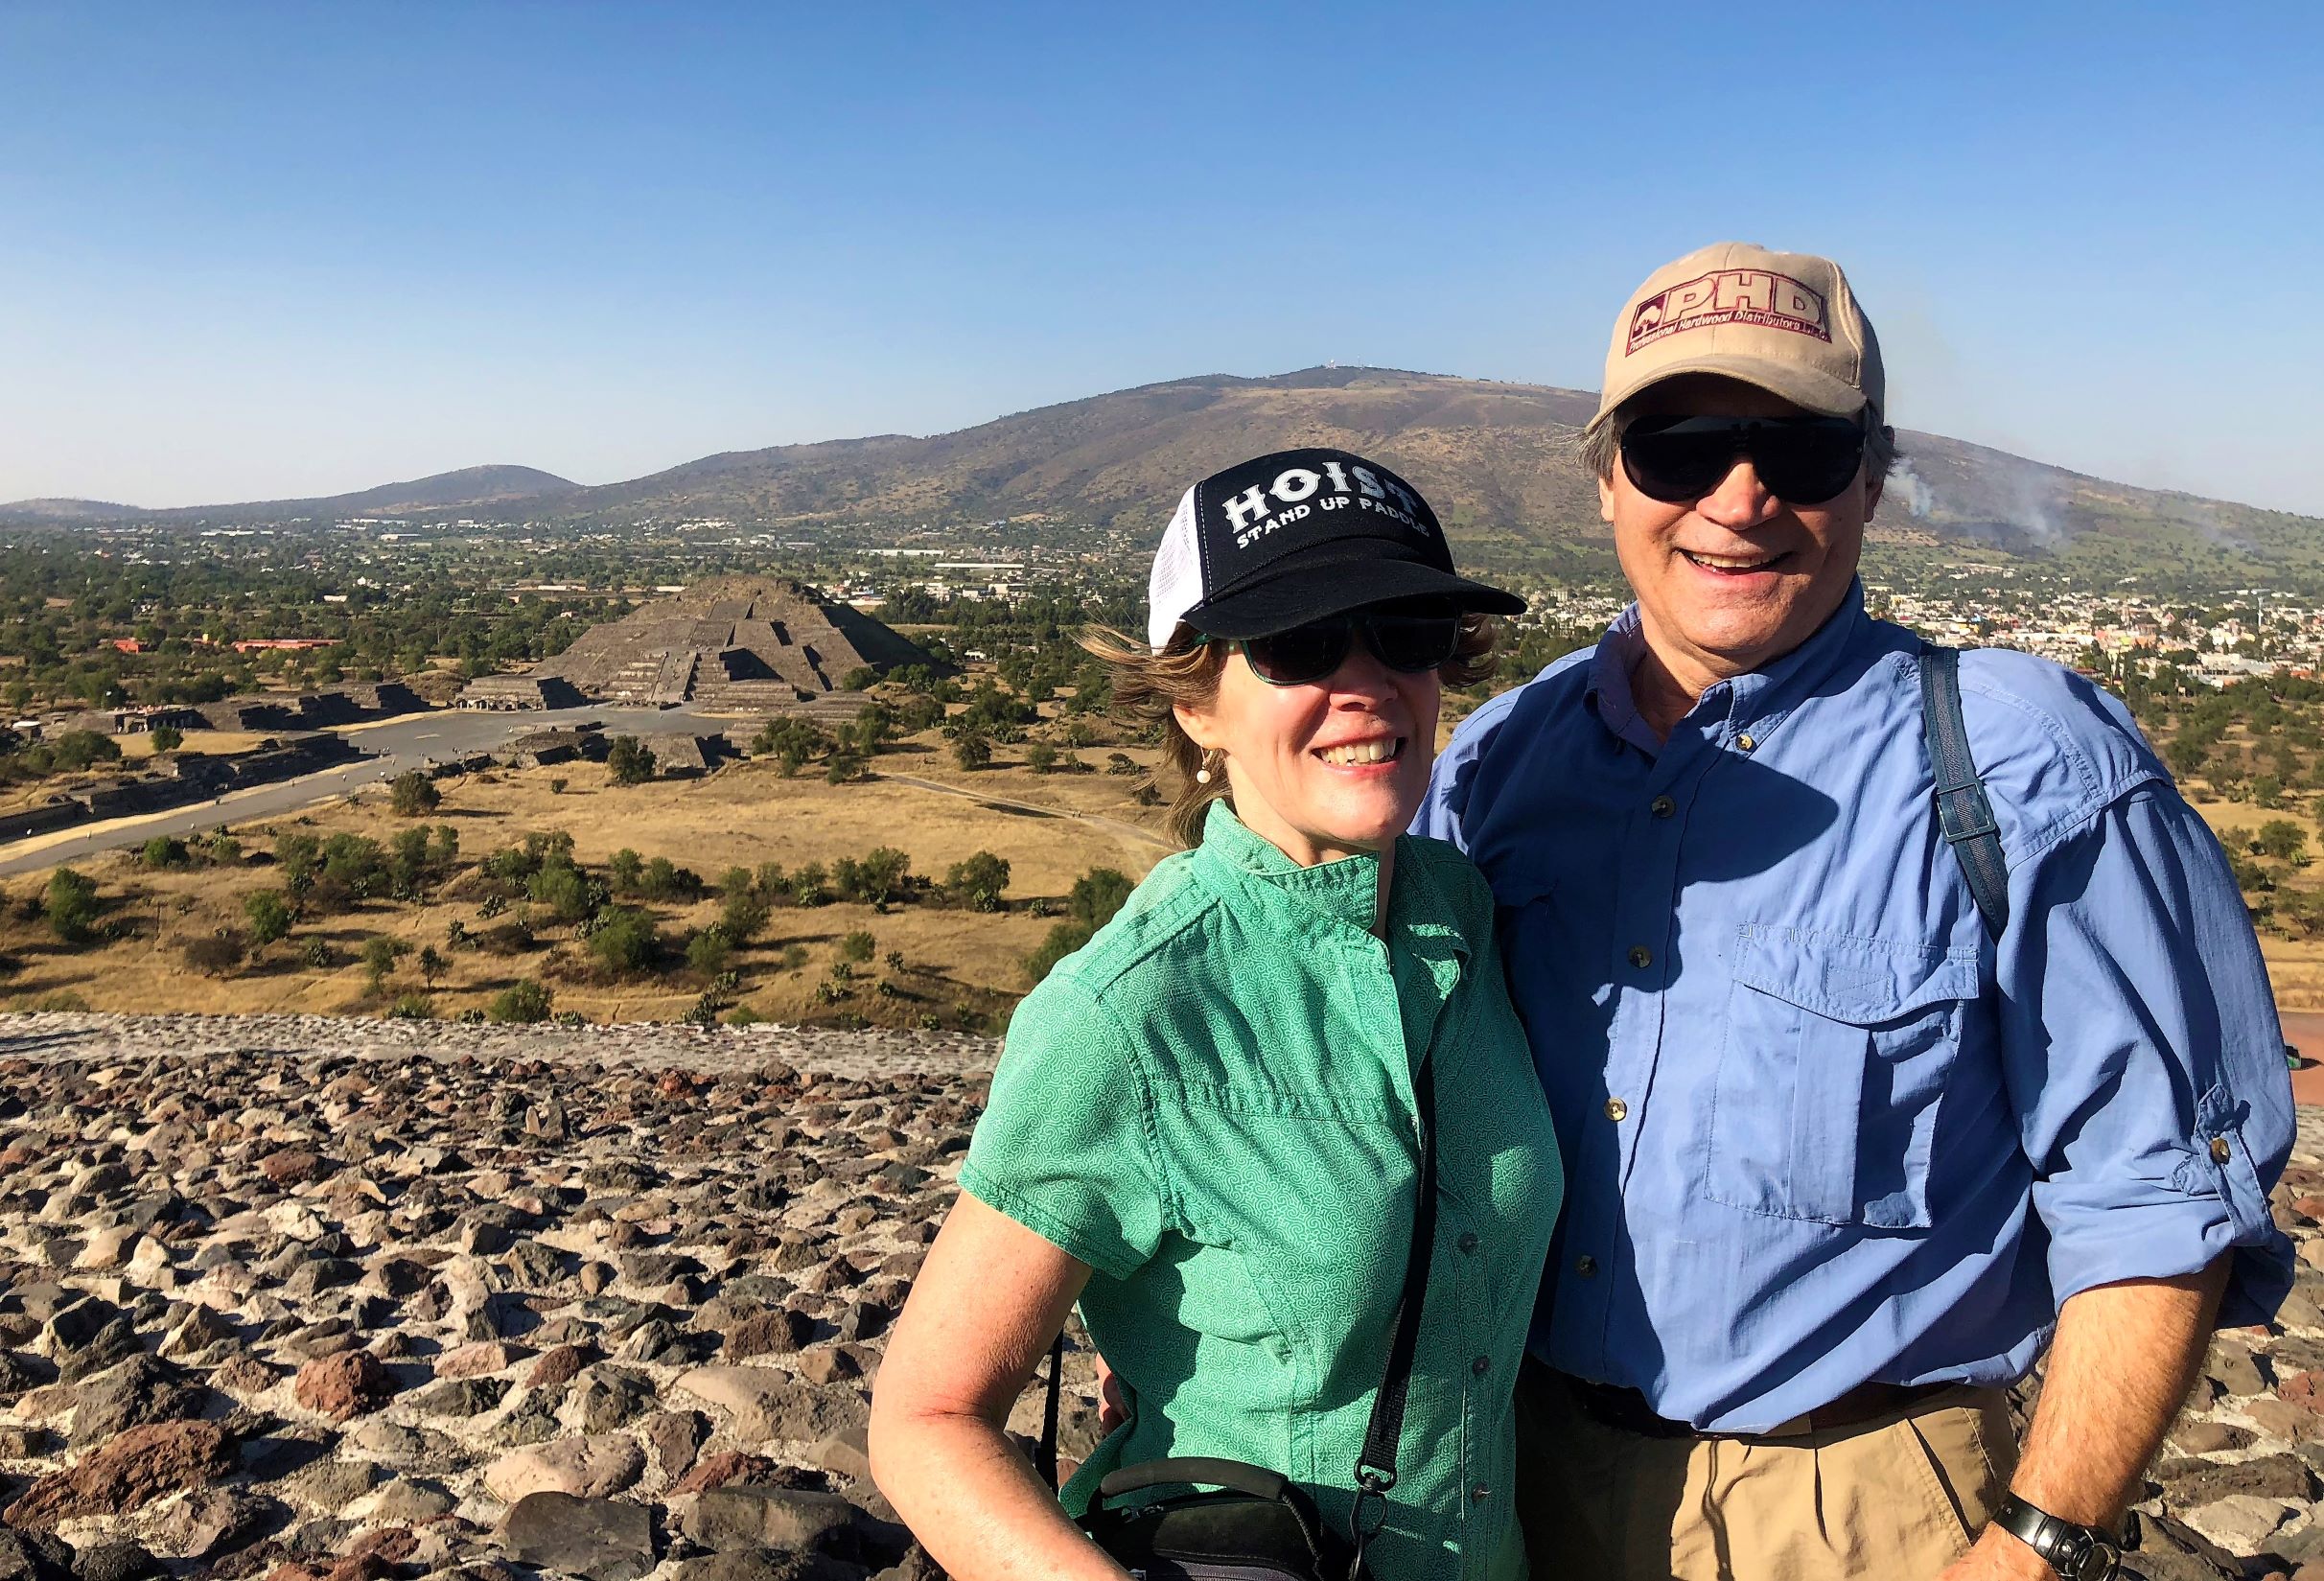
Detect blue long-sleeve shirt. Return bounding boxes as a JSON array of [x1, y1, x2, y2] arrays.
[[1417, 583, 2294, 1432]]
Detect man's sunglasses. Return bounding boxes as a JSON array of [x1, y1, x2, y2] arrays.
[[1619, 413, 1867, 505], [1200, 604, 1464, 687]]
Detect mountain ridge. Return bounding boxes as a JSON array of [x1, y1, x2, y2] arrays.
[[4, 370, 2314, 571]]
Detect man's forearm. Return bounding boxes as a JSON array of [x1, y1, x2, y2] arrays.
[[2013, 1257, 2231, 1525]]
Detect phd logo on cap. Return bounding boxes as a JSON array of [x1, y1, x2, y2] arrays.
[[1626, 268, 1831, 356]]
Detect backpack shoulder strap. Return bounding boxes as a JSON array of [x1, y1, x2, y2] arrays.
[[1918, 641, 2010, 939]]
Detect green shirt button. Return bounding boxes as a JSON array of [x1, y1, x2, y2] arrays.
[[1457, 1231, 1480, 1253], [1472, 1484, 1491, 1502], [1471, 1355, 1491, 1377]]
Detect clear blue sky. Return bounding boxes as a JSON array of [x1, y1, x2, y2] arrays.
[[3, 2, 2319, 516]]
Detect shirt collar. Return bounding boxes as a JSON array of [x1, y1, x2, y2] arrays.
[[1193, 800, 1473, 961], [1585, 578, 1873, 754]]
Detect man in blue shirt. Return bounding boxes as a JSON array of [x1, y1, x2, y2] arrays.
[[1419, 243, 2294, 1581]]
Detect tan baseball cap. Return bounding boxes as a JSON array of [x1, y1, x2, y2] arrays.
[[1588, 242, 1883, 432]]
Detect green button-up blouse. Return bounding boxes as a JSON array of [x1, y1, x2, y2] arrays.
[[961, 802, 1564, 1581]]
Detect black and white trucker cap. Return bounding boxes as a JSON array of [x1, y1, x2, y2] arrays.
[[1144, 447, 1525, 648]]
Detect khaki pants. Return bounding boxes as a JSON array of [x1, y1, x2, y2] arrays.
[[1514, 1360, 2017, 1581]]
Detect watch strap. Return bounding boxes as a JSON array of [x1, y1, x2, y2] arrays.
[[1992, 1494, 2120, 1580]]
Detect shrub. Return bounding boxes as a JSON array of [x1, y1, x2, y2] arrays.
[[1024, 741, 1058, 774], [385, 993, 434, 1021], [273, 832, 322, 883], [952, 731, 993, 771], [608, 736, 657, 784], [842, 666, 879, 690], [790, 862, 828, 906], [299, 936, 337, 970], [549, 777, 569, 796], [685, 926, 733, 978], [825, 751, 867, 785], [389, 770, 441, 817], [183, 928, 248, 977], [1070, 869, 1135, 930], [838, 930, 876, 965], [417, 944, 448, 987], [44, 869, 99, 942], [832, 848, 911, 905], [200, 830, 244, 865], [361, 935, 408, 990], [638, 856, 701, 902], [719, 866, 755, 898], [46, 731, 120, 773], [944, 851, 1011, 911], [726, 1004, 767, 1027], [589, 907, 662, 976], [608, 848, 643, 894], [2257, 820, 2309, 862], [720, 888, 769, 943], [489, 978, 553, 1024], [1106, 752, 1141, 777], [528, 859, 595, 921], [1024, 920, 1095, 984], [243, 890, 295, 946], [140, 835, 189, 870]]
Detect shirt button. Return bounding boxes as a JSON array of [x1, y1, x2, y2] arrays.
[[1471, 1484, 1491, 1502], [1471, 1355, 1491, 1377], [2210, 1136, 2232, 1164], [1627, 944, 1653, 969], [1603, 1097, 1629, 1123], [1737, 732, 1757, 752], [1457, 1231, 1480, 1253], [1650, 794, 1676, 818], [1575, 1254, 1598, 1277]]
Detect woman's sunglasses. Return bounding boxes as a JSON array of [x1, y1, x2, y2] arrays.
[[1619, 413, 1867, 505], [1202, 604, 1464, 687]]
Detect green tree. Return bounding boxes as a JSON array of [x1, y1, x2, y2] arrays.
[[1068, 868, 1135, 931], [43, 868, 99, 942], [608, 848, 643, 894], [489, 978, 553, 1024], [944, 850, 1011, 912], [389, 770, 441, 817], [685, 926, 733, 977], [243, 890, 295, 946], [149, 725, 184, 752], [182, 928, 247, 977], [2255, 820, 2309, 862], [140, 835, 189, 870], [589, 907, 662, 975], [361, 935, 408, 993], [417, 943, 448, 988], [608, 736, 657, 784], [1024, 741, 1059, 774], [838, 930, 876, 964], [952, 730, 992, 771]]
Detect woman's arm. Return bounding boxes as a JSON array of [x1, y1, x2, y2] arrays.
[[869, 1193, 1127, 1581]]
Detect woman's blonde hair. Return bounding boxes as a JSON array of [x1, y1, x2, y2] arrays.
[[1081, 614, 1503, 849]]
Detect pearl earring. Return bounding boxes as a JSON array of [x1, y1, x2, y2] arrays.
[[1195, 752, 1220, 785]]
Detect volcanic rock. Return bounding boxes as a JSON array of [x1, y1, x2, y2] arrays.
[[294, 1352, 395, 1423], [4, 1420, 237, 1527], [499, 1492, 655, 1581]]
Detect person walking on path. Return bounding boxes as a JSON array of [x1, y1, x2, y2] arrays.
[[1419, 242, 2295, 1581], [873, 449, 1564, 1580]]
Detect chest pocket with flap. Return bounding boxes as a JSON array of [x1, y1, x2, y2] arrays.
[[1707, 923, 1981, 1229]]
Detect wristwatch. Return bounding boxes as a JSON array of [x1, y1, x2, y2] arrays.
[[1991, 1494, 2123, 1580]]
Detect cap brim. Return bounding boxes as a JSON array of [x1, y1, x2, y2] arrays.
[[1186, 552, 1524, 639], [1588, 353, 1872, 432]]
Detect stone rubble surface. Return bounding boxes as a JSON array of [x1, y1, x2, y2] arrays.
[[0, 1014, 2317, 1580]]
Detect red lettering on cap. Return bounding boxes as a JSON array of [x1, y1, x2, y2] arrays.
[[1627, 268, 1831, 355]]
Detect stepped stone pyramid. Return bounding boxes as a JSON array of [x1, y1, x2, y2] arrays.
[[525, 576, 932, 712]]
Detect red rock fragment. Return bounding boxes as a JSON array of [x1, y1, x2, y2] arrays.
[[4, 1419, 237, 1527], [260, 1150, 334, 1186], [668, 1451, 781, 1496], [293, 1351, 396, 1423]]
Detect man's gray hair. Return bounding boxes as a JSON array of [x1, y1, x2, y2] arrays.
[[1578, 407, 1901, 489]]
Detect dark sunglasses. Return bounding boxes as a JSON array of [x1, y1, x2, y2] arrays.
[[1201, 603, 1464, 687], [1619, 413, 1867, 505]]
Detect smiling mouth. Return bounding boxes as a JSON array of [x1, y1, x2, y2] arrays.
[[1680, 547, 1791, 575], [1316, 737, 1406, 767]]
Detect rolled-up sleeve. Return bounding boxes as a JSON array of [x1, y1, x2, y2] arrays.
[[2000, 785, 2295, 1324], [959, 976, 1169, 1282]]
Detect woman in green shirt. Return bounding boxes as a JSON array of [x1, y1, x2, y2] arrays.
[[870, 449, 1564, 1581]]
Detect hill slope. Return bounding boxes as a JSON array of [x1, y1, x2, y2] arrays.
[[6, 369, 2315, 573]]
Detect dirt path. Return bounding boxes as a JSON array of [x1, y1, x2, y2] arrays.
[[877, 771, 1173, 852]]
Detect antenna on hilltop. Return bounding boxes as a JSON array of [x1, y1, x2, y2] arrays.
[[1324, 359, 1339, 369]]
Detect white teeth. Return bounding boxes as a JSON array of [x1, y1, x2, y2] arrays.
[[1683, 549, 1777, 570], [1319, 739, 1400, 766]]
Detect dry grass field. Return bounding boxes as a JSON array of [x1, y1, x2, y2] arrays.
[[0, 730, 1174, 1029]]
